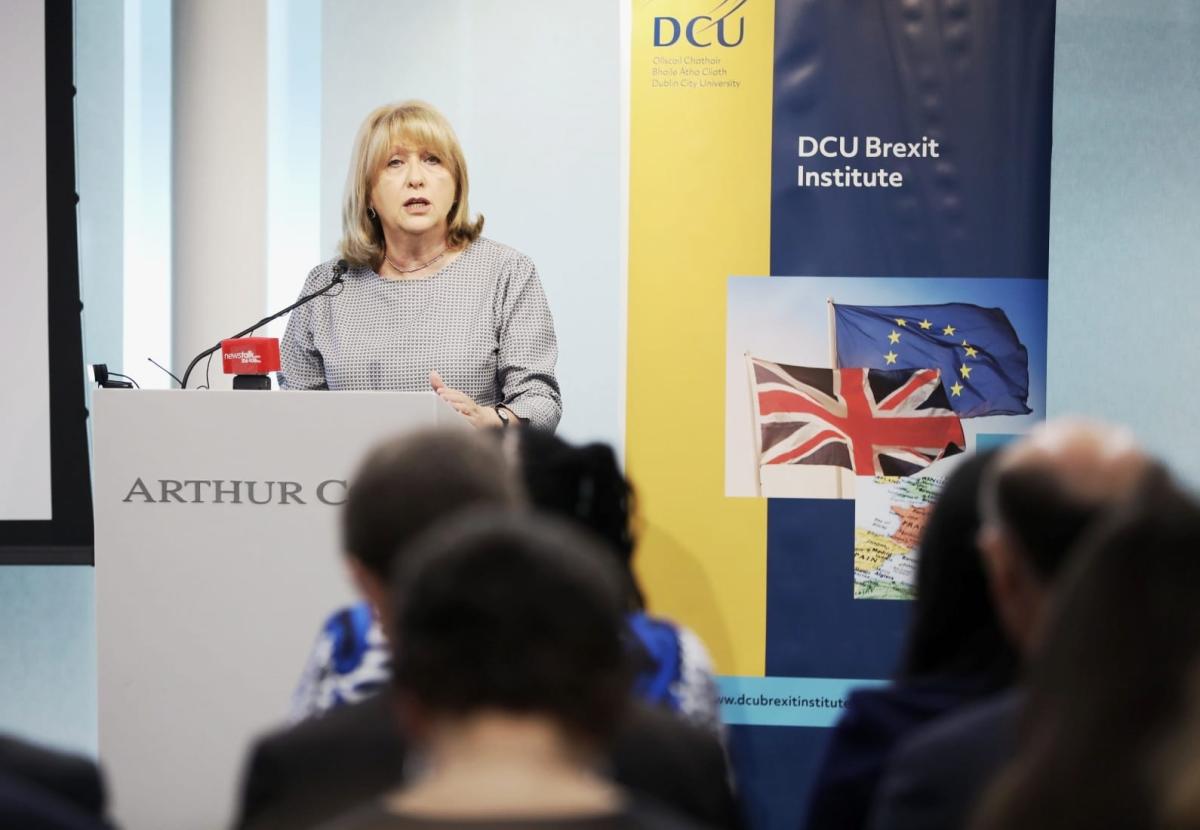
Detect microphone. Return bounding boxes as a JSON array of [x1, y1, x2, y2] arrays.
[[179, 260, 348, 389]]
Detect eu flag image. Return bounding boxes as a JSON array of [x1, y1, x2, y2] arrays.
[[832, 302, 1031, 417]]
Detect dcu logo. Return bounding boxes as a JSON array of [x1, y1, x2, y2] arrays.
[[654, 0, 746, 48]]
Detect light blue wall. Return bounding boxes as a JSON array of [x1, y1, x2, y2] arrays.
[[0, 568, 97, 757], [78, 0, 125, 377], [1048, 0, 1200, 485]]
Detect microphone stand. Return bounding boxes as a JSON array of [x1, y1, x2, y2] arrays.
[[179, 262, 347, 389]]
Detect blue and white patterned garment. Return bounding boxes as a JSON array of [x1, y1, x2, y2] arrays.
[[290, 602, 723, 735], [289, 603, 391, 721], [627, 611, 723, 736]]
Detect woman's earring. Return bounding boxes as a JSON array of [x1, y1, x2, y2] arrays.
[[367, 206, 377, 221]]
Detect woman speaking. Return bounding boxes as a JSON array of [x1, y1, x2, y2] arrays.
[[278, 101, 561, 430]]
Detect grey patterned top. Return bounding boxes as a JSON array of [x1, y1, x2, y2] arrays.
[[278, 237, 561, 430]]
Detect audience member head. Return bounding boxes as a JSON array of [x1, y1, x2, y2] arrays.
[[899, 449, 1017, 685], [341, 427, 521, 615], [973, 472, 1198, 830], [976, 418, 1153, 655], [505, 428, 643, 610], [389, 510, 631, 750]]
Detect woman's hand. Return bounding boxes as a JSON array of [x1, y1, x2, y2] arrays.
[[429, 371, 504, 428]]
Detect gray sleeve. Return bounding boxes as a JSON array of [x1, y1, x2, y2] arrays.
[[277, 268, 329, 391], [495, 253, 562, 430]]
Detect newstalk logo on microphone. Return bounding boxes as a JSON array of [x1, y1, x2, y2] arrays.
[[121, 478, 348, 505], [221, 337, 280, 375]]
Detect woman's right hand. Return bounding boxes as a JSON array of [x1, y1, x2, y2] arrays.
[[430, 371, 504, 428]]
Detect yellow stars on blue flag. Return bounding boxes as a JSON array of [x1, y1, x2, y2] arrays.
[[952, 335, 975, 382], [833, 302, 1032, 417], [960, 340, 979, 383], [878, 315, 975, 393]]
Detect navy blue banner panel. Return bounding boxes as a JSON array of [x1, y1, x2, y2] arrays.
[[750, 2, 1056, 827], [770, 0, 1055, 279]]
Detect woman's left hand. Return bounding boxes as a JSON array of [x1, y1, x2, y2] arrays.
[[429, 371, 503, 428]]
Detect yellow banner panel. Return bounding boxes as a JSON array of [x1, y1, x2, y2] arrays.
[[628, 0, 774, 675]]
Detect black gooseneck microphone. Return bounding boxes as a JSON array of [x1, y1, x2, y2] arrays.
[[179, 259, 349, 389]]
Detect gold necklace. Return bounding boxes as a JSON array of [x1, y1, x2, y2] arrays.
[[384, 246, 448, 275]]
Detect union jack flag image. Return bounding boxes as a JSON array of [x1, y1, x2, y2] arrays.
[[749, 357, 966, 479]]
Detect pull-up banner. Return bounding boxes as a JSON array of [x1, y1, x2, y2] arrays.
[[627, 2, 1054, 827]]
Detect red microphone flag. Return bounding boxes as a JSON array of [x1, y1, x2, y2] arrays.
[[221, 337, 281, 375]]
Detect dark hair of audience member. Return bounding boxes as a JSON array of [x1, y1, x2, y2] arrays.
[[389, 510, 632, 744], [1156, 666, 1200, 830], [342, 428, 521, 580], [507, 427, 644, 610], [898, 450, 1018, 684], [972, 467, 1196, 830]]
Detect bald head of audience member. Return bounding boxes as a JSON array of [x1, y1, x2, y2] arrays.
[[977, 419, 1156, 655], [340, 427, 523, 619]]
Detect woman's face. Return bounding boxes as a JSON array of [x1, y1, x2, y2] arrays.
[[370, 142, 457, 241]]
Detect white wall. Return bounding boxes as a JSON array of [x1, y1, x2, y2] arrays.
[[172, 0, 268, 390], [265, 0, 322, 337], [123, 0, 173, 384]]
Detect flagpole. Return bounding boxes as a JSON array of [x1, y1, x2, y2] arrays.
[[826, 297, 837, 369], [826, 298, 843, 499], [745, 352, 763, 498]]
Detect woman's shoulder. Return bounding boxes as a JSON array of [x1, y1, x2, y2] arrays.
[[300, 257, 345, 292], [307, 257, 340, 280], [465, 237, 537, 275]]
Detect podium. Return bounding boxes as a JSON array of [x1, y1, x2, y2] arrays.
[[92, 389, 464, 830]]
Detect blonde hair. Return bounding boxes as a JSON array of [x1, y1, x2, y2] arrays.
[[339, 101, 484, 269]]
